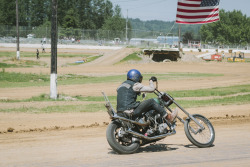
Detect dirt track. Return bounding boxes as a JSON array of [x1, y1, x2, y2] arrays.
[[2, 61, 250, 99], [1, 122, 250, 167], [0, 47, 250, 166]]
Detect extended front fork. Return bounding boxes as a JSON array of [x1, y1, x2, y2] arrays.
[[158, 90, 206, 132]]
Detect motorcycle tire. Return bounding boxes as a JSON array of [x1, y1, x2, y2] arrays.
[[106, 121, 140, 154], [184, 114, 215, 148]]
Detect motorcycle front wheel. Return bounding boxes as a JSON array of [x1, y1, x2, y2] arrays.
[[106, 121, 140, 154], [184, 114, 215, 148]]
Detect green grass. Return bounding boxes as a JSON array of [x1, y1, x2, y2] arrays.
[[4, 84, 249, 103], [142, 84, 250, 98], [0, 51, 99, 68], [176, 94, 250, 108], [0, 52, 14, 57], [0, 63, 19, 68], [0, 59, 47, 68], [0, 71, 49, 82], [66, 55, 103, 66], [87, 55, 103, 62], [3, 70, 247, 113], [23, 60, 43, 66], [0, 51, 91, 58], [59, 73, 222, 85], [0, 72, 223, 88], [0, 103, 105, 113], [1, 94, 250, 113], [118, 52, 142, 64], [24, 94, 53, 102], [1, 84, 250, 113], [245, 58, 250, 62]]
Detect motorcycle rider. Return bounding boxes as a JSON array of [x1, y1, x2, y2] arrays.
[[117, 69, 178, 123]]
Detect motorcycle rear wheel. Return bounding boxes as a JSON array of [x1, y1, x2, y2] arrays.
[[184, 114, 215, 148], [106, 121, 140, 154]]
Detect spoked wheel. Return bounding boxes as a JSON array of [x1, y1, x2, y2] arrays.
[[184, 114, 215, 148], [106, 121, 139, 154]]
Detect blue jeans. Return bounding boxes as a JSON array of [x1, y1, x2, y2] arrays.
[[133, 99, 167, 118]]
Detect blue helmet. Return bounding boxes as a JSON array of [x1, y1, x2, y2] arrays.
[[127, 69, 143, 83]]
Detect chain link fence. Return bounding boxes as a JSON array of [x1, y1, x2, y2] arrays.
[[0, 25, 249, 51]]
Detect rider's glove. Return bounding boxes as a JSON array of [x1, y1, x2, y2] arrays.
[[149, 76, 157, 82]]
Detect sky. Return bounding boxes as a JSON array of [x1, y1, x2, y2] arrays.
[[109, 0, 250, 21]]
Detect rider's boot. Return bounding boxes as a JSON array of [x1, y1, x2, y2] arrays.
[[166, 108, 178, 123]]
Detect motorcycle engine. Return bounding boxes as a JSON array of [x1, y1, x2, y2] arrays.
[[158, 123, 168, 134], [146, 128, 154, 136], [144, 111, 169, 136]]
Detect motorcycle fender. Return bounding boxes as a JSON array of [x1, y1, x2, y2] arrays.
[[185, 114, 211, 124], [110, 119, 122, 126]]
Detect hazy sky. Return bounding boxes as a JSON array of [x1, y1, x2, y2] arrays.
[[109, 0, 250, 21]]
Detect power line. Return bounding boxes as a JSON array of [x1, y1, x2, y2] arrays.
[[130, 0, 167, 11], [112, 0, 169, 11], [166, 22, 176, 36], [111, 0, 144, 3]]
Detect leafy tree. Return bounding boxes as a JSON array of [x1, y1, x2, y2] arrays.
[[29, 0, 48, 26], [200, 9, 250, 45], [62, 8, 79, 28], [76, 0, 95, 29], [113, 4, 122, 17], [57, 0, 67, 26], [104, 0, 113, 19], [101, 5, 131, 40], [182, 31, 194, 44], [0, 0, 115, 30], [19, 0, 31, 26], [0, 0, 16, 25], [59, 7, 80, 39], [91, 0, 107, 29], [128, 18, 202, 39]]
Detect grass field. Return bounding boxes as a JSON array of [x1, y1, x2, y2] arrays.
[[1, 50, 250, 113], [0, 71, 223, 88], [0, 51, 100, 68], [1, 82, 250, 113], [0, 51, 91, 58], [117, 52, 142, 64]]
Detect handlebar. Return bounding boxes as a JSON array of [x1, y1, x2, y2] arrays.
[[154, 88, 174, 101]]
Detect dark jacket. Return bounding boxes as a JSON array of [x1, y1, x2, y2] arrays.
[[116, 80, 140, 113]]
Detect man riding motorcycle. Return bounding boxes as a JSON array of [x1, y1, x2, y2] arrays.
[[116, 69, 178, 122]]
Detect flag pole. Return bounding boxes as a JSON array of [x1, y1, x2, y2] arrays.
[[178, 24, 181, 51]]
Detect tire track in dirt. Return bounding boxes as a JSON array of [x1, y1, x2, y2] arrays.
[[1, 103, 250, 134], [175, 92, 250, 100], [82, 47, 140, 66]]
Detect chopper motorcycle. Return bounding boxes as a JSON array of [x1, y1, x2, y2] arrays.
[[102, 83, 215, 154]]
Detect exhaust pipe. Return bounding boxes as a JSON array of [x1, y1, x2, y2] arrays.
[[112, 115, 150, 127], [126, 129, 176, 141]]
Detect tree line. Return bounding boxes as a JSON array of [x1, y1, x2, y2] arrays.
[[129, 18, 202, 40], [129, 10, 250, 45], [0, 0, 117, 29], [200, 9, 250, 45], [0, 0, 249, 45], [0, 0, 131, 40]]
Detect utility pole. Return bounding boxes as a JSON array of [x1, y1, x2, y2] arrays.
[[16, 0, 20, 60], [126, 9, 128, 45], [50, 0, 58, 99]]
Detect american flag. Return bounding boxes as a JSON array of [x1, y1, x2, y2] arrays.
[[176, 0, 220, 24]]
